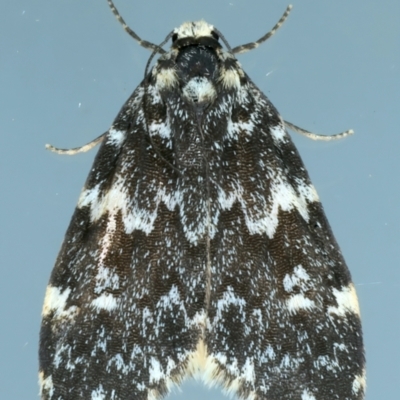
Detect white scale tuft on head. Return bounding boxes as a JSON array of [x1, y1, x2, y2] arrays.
[[174, 20, 215, 40]]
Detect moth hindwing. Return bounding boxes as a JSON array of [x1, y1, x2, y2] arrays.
[[40, 2, 365, 399]]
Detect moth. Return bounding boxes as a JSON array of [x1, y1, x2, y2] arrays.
[[39, 1, 365, 399]]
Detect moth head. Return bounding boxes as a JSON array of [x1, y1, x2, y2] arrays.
[[171, 21, 221, 49]]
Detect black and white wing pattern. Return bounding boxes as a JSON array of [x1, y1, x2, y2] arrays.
[[39, 7, 365, 400]]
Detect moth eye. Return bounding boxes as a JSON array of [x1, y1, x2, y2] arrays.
[[211, 31, 219, 41], [172, 33, 178, 42]]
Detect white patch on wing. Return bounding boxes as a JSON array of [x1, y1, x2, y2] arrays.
[[155, 285, 181, 310], [220, 68, 241, 90], [287, 294, 316, 314], [148, 357, 163, 383], [260, 345, 276, 363], [146, 83, 164, 105], [313, 354, 341, 373], [53, 343, 72, 369], [39, 371, 54, 397], [186, 339, 209, 378], [215, 286, 246, 320], [352, 369, 367, 395], [96, 212, 117, 282], [147, 356, 180, 400], [185, 339, 258, 400], [301, 389, 316, 400], [42, 286, 78, 319], [242, 358, 256, 384], [91, 384, 106, 400], [270, 124, 287, 141], [91, 293, 118, 311], [107, 128, 125, 147], [148, 120, 171, 140], [155, 67, 178, 90], [217, 174, 319, 239], [78, 177, 163, 236], [328, 284, 361, 317], [78, 184, 102, 210], [94, 266, 120, 293], [226, 118, 255, 140], [258, 178, 318, 238], [283, 265, 316, 313], [283, 265, 311, 293]]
